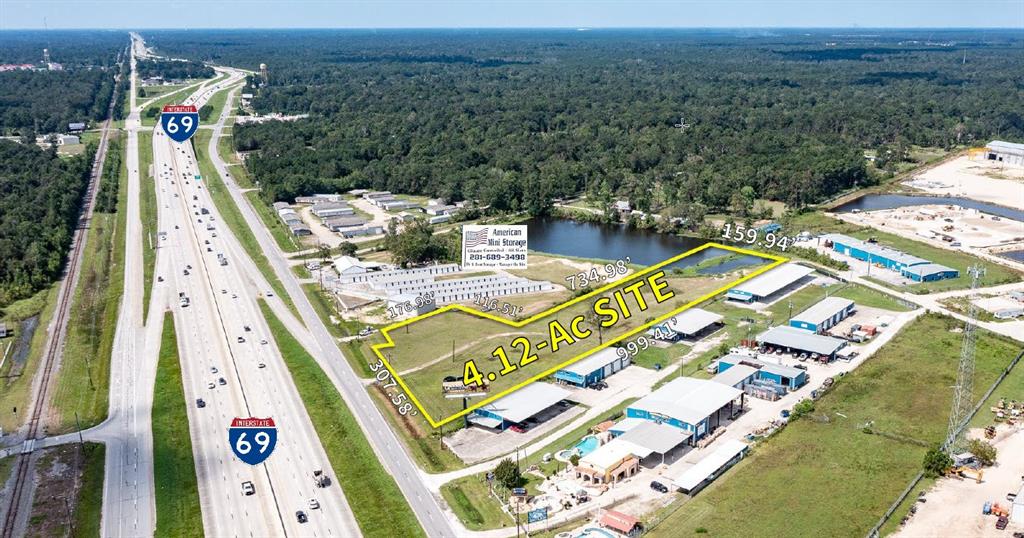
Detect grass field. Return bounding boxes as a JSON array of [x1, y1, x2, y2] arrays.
[[783, 212, 1020, 293], [389, 271, 727, 423], [644, 313, 1021, 538], [259, 301, 426, 538], [152, 314, 203, 538], [192, 129, 298, 318], [139, 131, 157, 320], [72, 443, 106, 538], [49, 133, 128, 433], [0, 286, 59, 433]]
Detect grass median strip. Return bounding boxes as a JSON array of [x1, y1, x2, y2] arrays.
[[139, 130, 157, 320], [152, 314, 203, 538], [259, 300, 426, 538], [192, 129, 298, 319]]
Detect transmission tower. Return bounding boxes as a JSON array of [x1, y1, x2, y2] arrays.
[[945, 264, 985, 453]]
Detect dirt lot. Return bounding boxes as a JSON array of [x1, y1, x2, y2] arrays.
[[852, 204, 1024, 250], [908, 156, 1024, 211], [894, 425, 1024, 537]]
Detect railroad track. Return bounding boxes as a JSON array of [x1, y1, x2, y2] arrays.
[[0, 56, 123, 537]]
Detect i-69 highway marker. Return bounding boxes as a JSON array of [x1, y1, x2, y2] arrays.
[[160, 104, 200, 143], [372, 242, 787, 428], [229, 417, 278, 465]]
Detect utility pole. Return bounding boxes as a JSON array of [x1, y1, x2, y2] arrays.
[[75, 412, 84, 446]]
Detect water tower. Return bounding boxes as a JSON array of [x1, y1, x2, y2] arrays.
[[43, 48, 50, 64], [259, 63, 268, 85]]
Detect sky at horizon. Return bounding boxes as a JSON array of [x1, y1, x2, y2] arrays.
[[2, 1, 1023, 30]]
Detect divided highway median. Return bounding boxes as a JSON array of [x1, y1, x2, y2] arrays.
[[374, 243, 785, 428]]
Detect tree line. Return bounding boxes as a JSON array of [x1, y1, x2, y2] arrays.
[[136, 58, 214, 81], [146, 29, 1024, 215], [0, 31, 126, 134], [0, 140, 95, 307]]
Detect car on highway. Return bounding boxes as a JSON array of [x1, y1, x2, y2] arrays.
[[218, 377, 226, 386], [267, 291, 274, 297], [196, 398, 205, 408], [260, 339, 268, 345], [244, 325, 251, 332], [308, 499, 320, 510], [258, 363, 266, 369], [210, 367, 218, 373], [183, 269, 190, 276], [241, 481, 255, 496], [207, 382, 215, 389], [237, 336, 245, 343], [295, 511, 308, 524]]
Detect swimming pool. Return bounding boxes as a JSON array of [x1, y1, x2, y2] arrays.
[[575, 528, 615, 538], [573, 435, 600, 457]]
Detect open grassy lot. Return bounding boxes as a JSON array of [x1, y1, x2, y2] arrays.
[[152, 314, 203, 538], [0, 286, 59, 434], [259, 301, 426, 538], [49, 133, 128, 433], [645, 313, 1021, 538], [390, 271, 727, 422], [783, 212, 1020, 293], [139, 131, 157, 320], [192, 129, 298, 318]]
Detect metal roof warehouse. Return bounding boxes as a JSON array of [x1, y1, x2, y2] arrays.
[[726, 263, 814, 303], [790, 296, 855, 333], [626, 377, 742, 443], [468, 382, 571, 430], [554, 348, 630, 387], [647, 308, 723, 340], [669, 439, 749, 494], [756, 325, 846, 359]]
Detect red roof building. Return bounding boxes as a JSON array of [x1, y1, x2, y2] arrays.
[[599, 509, 642, 536]]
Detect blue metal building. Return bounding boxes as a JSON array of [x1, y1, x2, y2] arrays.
[[717, 354, 808, 391], [821, 233, 959, 282], [790, 297, 856, 333], [554, 348, 629, 387]]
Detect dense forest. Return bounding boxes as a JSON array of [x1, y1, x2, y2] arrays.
[[147, 29, 1024, 216], [0, 31, 126, 134], [0, 140, 94, 307], [136, 58, 214, 80]]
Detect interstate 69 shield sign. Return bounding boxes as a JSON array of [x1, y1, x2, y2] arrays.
[[229, 417, 277, 465], [160, 104, 200, 143]]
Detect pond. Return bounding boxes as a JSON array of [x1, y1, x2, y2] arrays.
[[833, 194, 1024, 222], [524, 217, 762, 272]]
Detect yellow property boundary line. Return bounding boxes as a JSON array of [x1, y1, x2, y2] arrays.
[[372, 242, 787, 428]]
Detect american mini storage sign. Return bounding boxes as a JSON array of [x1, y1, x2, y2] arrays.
[[461, 225, 527, 269]]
